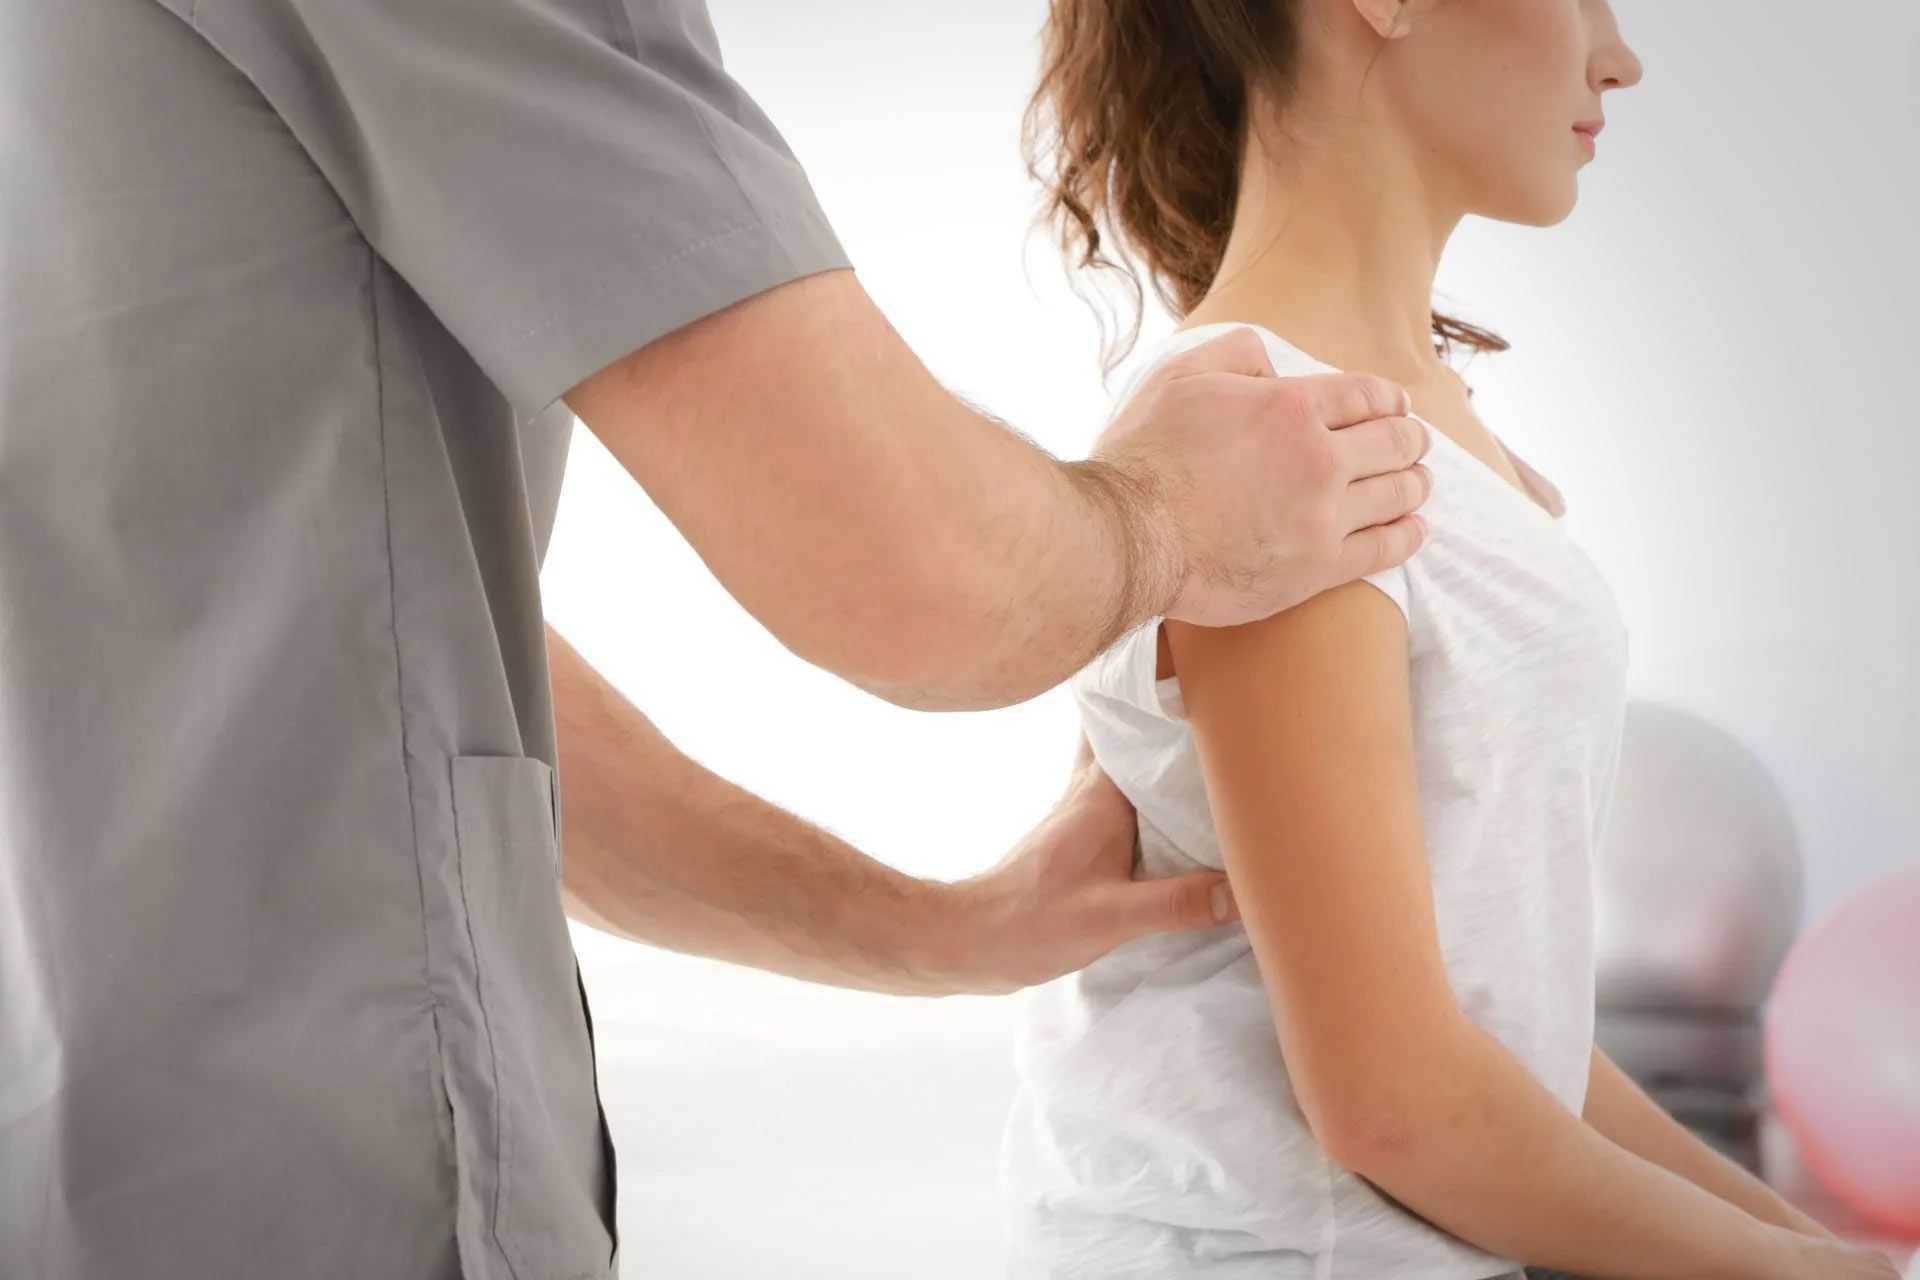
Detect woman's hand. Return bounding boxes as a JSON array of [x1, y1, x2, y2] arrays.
[[942, 748, 1239, 994], [1758, 1224, 1903, 1280]]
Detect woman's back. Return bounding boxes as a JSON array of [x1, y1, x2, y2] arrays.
[[1000, 322, 1631, 1279]]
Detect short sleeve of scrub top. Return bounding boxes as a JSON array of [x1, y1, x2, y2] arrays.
[[0, 2, 848, 1279], [188, 0, 851, 418]]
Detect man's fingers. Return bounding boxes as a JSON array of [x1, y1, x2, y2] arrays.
[[1331, 411, 1431, 480], [1338, 513, 1428, 580], [1294, 369, 1412, 428], [1344, 465, 1433, 532], [1110, 872, 1238, 940], [1171, 346, 1413, 434]]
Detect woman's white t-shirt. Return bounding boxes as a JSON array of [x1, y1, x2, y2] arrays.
[[1000, 323, 1632, 1279]]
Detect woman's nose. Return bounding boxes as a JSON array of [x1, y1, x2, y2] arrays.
[[1592, 10, 1645, 91], [1599, 43, 1645, 91]]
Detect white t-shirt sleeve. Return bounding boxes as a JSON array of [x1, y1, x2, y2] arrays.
[[1085, 323, 1416, 721], [1359, 564, 1412, 622]]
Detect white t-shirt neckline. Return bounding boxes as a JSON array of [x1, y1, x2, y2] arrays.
[[1164, 319, 1567, 524]]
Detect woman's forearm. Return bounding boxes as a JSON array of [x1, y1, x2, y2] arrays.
[[1581, 1047, 1835, 1239], [1334, 1017, 1783, 1280]]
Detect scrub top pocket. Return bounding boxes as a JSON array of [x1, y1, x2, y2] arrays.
[[447, 754, 618, 1280]]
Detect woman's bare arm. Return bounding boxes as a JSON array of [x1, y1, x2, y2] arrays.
[[1164, 589, 1807, 1280], [1581, 1047, 1835, 1239]]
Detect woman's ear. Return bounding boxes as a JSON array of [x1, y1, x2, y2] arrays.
[[1347, 0, 1415, 40]]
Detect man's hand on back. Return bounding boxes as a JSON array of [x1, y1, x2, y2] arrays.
[[936, 745, 1240, 994]]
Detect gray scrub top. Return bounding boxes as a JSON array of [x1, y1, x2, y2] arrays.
[[0, 0, 847, 1276]]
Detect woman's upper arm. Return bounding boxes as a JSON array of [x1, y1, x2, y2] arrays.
[[1164, 583, 1467, 1161]]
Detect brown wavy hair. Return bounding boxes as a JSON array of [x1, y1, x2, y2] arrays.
[[1024, 0, 1509, 371]]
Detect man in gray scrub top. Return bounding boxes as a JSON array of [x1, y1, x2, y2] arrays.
[[0, 0, 1435, 1276]]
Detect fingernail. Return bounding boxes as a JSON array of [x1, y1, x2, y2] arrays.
[[1210, 883, 1237, 923]]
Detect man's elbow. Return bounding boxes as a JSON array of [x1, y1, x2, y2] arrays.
[[560, 881, 620, 939], [818, 635, 1031, 714], [785, 555, 1038, 712]]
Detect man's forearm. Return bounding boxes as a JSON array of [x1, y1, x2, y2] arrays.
[[566, 271, 1176, 713], [547, 623, 978, 995], [849, 421, 1177, 712], [1582, 1047, 1835, 1239]]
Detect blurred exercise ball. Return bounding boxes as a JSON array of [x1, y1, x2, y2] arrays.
[[1766, 859, 1920, 1236], [1591, 703, 1804, 1170], [1594, 703, 1804, 1015]]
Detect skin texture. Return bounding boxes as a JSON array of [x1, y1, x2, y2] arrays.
[[549, 260, 1438, 996], [564, 268, 1432, 712], [1580, 1048, 1837, 1243], [1167, 1, 1899, 1277], [549, 623, 1234, 996]]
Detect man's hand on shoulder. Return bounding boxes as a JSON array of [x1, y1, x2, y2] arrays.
[[563, 279, 1434, 713], [1085, 326, 1434, 629]]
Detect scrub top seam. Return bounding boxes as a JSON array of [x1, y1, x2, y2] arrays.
[[365, 249, 461, 1221], [496, 211, 770, 352], [446, 766, 524, 1280], [596, 0, 638, 59], [687, 86, 767, 229]]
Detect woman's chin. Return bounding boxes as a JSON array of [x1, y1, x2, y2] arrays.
[[1482, 180, 1582, 230]]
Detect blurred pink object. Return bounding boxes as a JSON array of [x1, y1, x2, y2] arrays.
[[1765, 859, 1920, 1238]]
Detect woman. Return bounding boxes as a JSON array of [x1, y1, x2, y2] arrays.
[[1000, 3, 1901, 1278]]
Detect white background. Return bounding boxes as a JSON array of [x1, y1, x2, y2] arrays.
[[540, 3, 1920, 1273]]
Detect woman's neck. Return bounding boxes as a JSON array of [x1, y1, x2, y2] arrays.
[[1183, 105, 1464, 391]]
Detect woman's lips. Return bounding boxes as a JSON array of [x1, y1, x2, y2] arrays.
[[1574, 120, 1605, 157]]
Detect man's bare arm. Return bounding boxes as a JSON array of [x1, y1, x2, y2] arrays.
[[549, 625, 1236, 994], [563, 270, 1429, 712]]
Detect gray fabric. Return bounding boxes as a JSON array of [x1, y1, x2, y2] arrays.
[[0, 1, 848, 1277]]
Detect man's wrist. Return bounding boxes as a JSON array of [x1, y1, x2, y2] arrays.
[[875, 875, 991, 999], [1063, 457, 1185, 647], [891, 873, 1033, 999]]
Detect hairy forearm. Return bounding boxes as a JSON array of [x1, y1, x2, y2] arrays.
[[1582, 1047, 1834, 1239], [548, 623, 973, 994], [851, 421, 1175, 712], [1335, 1019, 1778, 1280], [566, 271, 1176, 712]]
